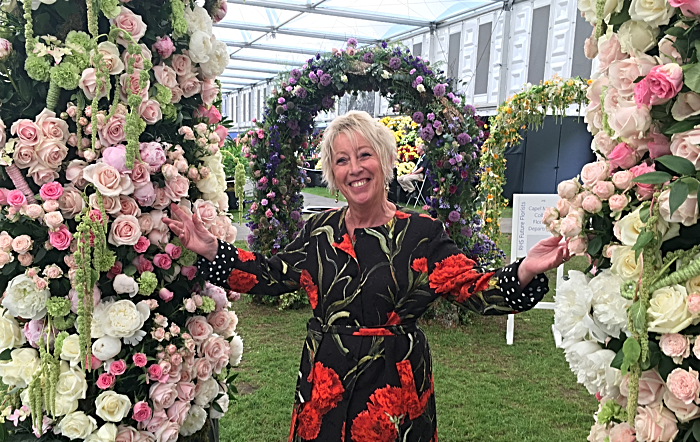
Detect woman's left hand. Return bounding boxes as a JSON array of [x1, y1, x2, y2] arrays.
[[517, 235, 570, 287]]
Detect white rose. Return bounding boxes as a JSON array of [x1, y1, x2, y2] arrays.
[[648, 284, 694, 334], [659, 189, 699, 227], [179, 404, 207, 436], [184, 5, 212, 35], [229, 333, 243, 366], [0, 307, 25, 352], [187, 31, 212, 64], [60, 334, 82, 368], [629, 0, 675, 27], [672, 91, 700, 122], [95, 390, 132, 422], [85, 423, 118, 442], [578, 0, 597, 22], [55, 361, 88, 416], [92, 336, 122, 361], [0, 348, 40, 387], [82, 162, 134, 197], [100, 300, 150, 339], [610, 245, 643, 280], [57, 411, 97, 440], [2, 274, 50, 320], [194, 377, 219, 406], [199, 39, 228, 80], [614, 206, 678, 246], [196, 174, 219, 196], [94, 42, 124, 75], [209, 391, 229, 419], [687, 274, 700, 295], [617, 20, 659, 55], [113, 274, 139, 297]]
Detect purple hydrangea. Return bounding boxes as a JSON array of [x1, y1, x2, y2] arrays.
[[347, 37, 358, 47], [412, 112, 424, 124], [420, 125, 434, 142], [389, 57, 401, 69], [456, 133, 471, 145], [427, 113, 435, 121], [322, 96, 335, 109], [295, 87, 308, 99], [309, 72, 319, 83], [291, 68, 302, 79], [363, 52, 374, 63], [320, 74, 332, 87], [448, 211, 461, 222], [433, 83, 446, 97]]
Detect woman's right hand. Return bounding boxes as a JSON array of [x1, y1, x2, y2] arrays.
[[163, 203, 218, 261]]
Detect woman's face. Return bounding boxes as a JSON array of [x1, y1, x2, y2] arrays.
[[331, 132, 385, 209]]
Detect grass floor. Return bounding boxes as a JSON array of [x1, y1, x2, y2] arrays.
[[220, 235, 596, 442]]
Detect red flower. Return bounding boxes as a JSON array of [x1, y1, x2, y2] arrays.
[[352, 328, 393, 336], [332, 233, 356, 259], [394, 210, 410, 219], [341, 422, 346, 442], [429, 254, 492, 298], [227, 269, 258, 293], [395, 360, 433, 420], [419, 214, 435, 220], [300, 269, 319, 309], [448, 185, 457, 194], [455, 272, 494, 303], [289, 404, 300, 442], [411, 257, 428, 273], [296, 403, 322, 440], [368, 386, 405, 419], [350, 409, 397, 442], [385, 311, 400, 326], [308, 362, 345, 413], [237, 248, 256, 262]]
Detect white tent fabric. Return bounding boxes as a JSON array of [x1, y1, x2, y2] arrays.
[[216, 0, 501, 91]]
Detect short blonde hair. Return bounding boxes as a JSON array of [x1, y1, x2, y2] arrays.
[[320, 111, 397, 193]]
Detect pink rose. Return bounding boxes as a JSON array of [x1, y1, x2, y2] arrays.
[[12, 143, 37, 169], [212, 0, 227, 22], [109, 215, 142, 246], [116, 426, 139, 442], [130, 401, 152, 424], [129, 159, 151, 187], [39, 182, 63, 200], [648, 131, 671, 159], [175, 382, 195, 402], [671, 129, 700, 169], [79, 68, 108, 100], [0, 188, 9, 206], [29, 164, 59, 185], [139, 142, 167, 172], [36, 108, 68, 142], [17, 253, 32, 266], [687, 294, 700, 315], [111, 7, 147, 46], [153, 421, 179, 442], [171, 54, 191, 76], [660, 334, 691, 363], [608, 98, 652, 140], [597, 34, 627, 72], [153, 253, 172, 270], [201, 79, 218, 106], [11, 119, 42, 146], [181, 266, 197, 280], [65, 160, 88, 189], [11, 234, 32, 253], [557, 178, 580, 200], [582, 195, 602, 214], [35, 140, 67, 169], [164, 175, 189, 202], [201, 336, 230, 371], [164, 243, 181, 259], [166, 400, 190, 425], [178, 73, 201, 99], [194, 105, 222, 124], [581, 161, 610, 187], [134, 236, 150, 253], [620, 370, 666, 406], [138, 213, 154, 234], [67, 285, 101, 314], [659, 189, 698, 227], [143, 409, 167, 434], [120, 195, 141, 217], [158, 288, 173, 302], [152, 186, 171, 210], [149, 382, 178, 411], [49, 225, 72, 250], [23, 204, 43, 219], [133, 255, 154, 273], [152, 36, 175, 59], [592, 181, 615, 200], [133, 353, 147, 367], [100, 114, 127, 147], [608, 143, 637, 170], [153, 64, 177, 89], [612, 170, 635, 190], [120, 70, 150, 102], [609, 56, 656, 98], [97, 373, 115, 389], [635, 405, 678, 442], [559, 214, 582, 238], [170, 86, 183, 104], [567, 236, 588, 256], [215, 125, 228, 147], [0, 232, 11, 251], [647, 64, 683, 105], [194, 199, 218, 227], [148, 364, 163, 381], [194, 358, 212, 381], [207, 310, 231, 334], [138, 100, 162, 125], [83, 160, 136, 197], [7, 189, 26, 207], [669, 0, 700, 16], [608, 422, 636, 442], [185, 316, 213, 344], [630, 163, 658, 200]]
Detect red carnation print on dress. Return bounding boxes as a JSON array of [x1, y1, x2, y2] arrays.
[[394, 210, 410, 219], [300, 269, 319, 309], [351, 386, 406, 442], [455, 273, 494, 303], [429, 254, 494, 300], [294, 362, 345, 440], [396, 360, 433, 419], [226, 269, 258, 293], [289, 404, 300, 442], [411, 257, 428, 273], [385, 311, 400, 326], [296, 403, 322, 440], [332, 233, 356, 259], [352, 327, 394, 336], [237, 248, 256, 262]]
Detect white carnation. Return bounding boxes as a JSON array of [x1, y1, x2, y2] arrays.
[[199, 39, 228, 80], [563, 339, 619, 396], [0, 307, 25, 352], [589, 269, 631, 339], [0, 348, 40, 387], [179, 404, 207, 436], [187, 31, 212, 64], [229, 333, 243, 366], [2, 274, 50, 320], [184, 5, 212, 35]]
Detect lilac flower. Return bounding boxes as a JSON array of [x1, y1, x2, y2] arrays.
[[464, 104, 475, 115], [347, 37, 358, 47], [452, 97, 461, 105], [261, 198, 269, 206], [447, 92, 454, 100], [320, 74, 332, 87], [412, 112, 424, 124], [278, 97, 286, 104], [448, 211, 461, 223], [455, 154, 463, 162], [456, 133, 471, 145], [291, 68, 302, 79], [309, 72, 319, 83], [410, 68, 416, 75], [389, 57, 401, 69], [427, 113, 435, 121], [322, 96, 335, 109], [363, 52, 374, 63], [420, 125, 434, 142], [433, 83, 446, 97], [415, 76, 423, 84]]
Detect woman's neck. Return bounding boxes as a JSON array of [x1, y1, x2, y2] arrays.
[[345, 199, 396, 234]]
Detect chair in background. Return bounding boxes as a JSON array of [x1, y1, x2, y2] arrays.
[[406, 175, 428, 208]]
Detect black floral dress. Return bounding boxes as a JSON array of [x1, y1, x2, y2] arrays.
[[198, 208, 548, 442]]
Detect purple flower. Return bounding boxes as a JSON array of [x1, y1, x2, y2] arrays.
[[316, 53, 321, 60], [322, 96, 335, 109], [433, 83, 445, 97], [420, 125, 434, 142], [381, 41, 388, 49], [427, 113, 435, 121], [410, 68, 416, 75], [295, 87, 308, 99], [278, 97, 286, 104], [261, 198, 269, 206], [320, 74, 332, 87], [267, 191, 276, 198], [285, 86, 293, 92], [290, 211, 301, 221], [363, 52, 374, 63], [291, 68, 302, 79], [415, 76, 423, 84], [455, 154, 463, 162], [456, 133, 471, 145], [461, 227, 472, 237], [389, 57, 401, 70], [317, 69, 324, 76], [447, 92, 454, 100], [449, 158, 456, 166], [412, 112, 424, 124], [309, 72, 319, 83], [452, 97, 461, 105], [289, 77, 297, 85], [347, 37, 358, 47], [464, 104, 475, 115], [448, 211, 461, 222], [432, 120, 442, 129]]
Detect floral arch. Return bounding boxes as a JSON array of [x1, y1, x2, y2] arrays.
[[246, 39, 501, 264]]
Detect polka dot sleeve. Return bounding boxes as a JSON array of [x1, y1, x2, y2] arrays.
[[196, 240, 238, 288], [497, 258, 549, 312]]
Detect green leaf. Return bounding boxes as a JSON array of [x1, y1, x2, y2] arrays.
[[656, 155, 697, 176], [682, 177, 700, 193], [34, 247, 46, 264], [610, 349, 624, 370], [684, 63, 700, 94], [608, 0, 631, 26], [0, 348, 11, 361], [124, 264, 138, 276], [622, 336, 642, 366], [587, 235, 603, 256], [665, 26, 686, 37], [628, 301, 647, 334], [632, 231, 654, 252], [2, 260, 17, 275], [664, 118, 700, 135], [632, 171, 672, 184], [670, 180, 690, 216], [693, 419, 700, 442], [211, 401, 224, 414], [640, 202, 651, 223]]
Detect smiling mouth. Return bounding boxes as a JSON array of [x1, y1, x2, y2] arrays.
[[350, 180, 368, 188]]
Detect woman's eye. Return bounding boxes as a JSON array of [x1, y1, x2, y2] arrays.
[[336, 158, 347, 165], [360, 152, 371, 158]]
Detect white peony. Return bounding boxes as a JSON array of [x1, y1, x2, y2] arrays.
[[95, 390, 132, 422], [57, 411, 97, 440], [229, 333, 243, 366], [589, 269, 631, 339], [554, 271, 596, 342], [60, 334, 82, 368], [2, 274, 50, 320], [610, 245, 642, 281], [55, 361, 88, 416], [113, 274, 139, 297], [648, 284, 695, 334], [0, 307, 25, 352], [184, 5, 212, 35], [194, 377, 219, 406], [0, 348, 40, 387], [92, 336, 122, 361], [98, 299, 150, 340], [629, 0, 675, 27], [187, 31, 212, 64], [85, 423, 118, 442], [563, 339, 619, 396], [199, 39, 228, 80], [209, 391, 229, 419], [179, 404, 207, 436], [617, 20, 659, 55]]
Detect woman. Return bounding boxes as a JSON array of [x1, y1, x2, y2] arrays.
[[164, 111, 568, 442]]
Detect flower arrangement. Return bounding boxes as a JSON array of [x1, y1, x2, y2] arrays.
[[0, 0, 243, 440], [478, 76, 590, 259], [246, 38, 492, 260], [378, 115, 421, 176], [549, 1, 700, 440]]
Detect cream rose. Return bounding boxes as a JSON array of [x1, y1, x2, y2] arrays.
[[94, 41, 124, 75], [610, 245, 642, 280], [83, 162, 134, 197], [90, 193, 121, 216], [55, 361, 88, 415], [617, 20, 659, 55], [648, 284, 694, 334], [0, 308, 24, 352], [86, 424, 118, 442], [108, 215, 142, 246], [57, 411, 97, 440], [95, 390, 132, 422], [60, 334, 82, 367], [0, 348, 40, 388], [629, 0, 675, 27], [92, 336, 122, 361]]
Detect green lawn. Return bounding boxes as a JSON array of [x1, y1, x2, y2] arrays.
[[220, 235, 596, 442]]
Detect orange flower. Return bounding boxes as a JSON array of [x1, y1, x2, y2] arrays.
[[300, 269, 319, 309], [418, 214, 434, 220], [227, 269, 258, 293], [237, 248, 256, 262], [411, 257, 428, 273], [332, 233, 356, 259], [394, 210, 410, 220], [289, 404, 300, 442], [455, 272, 494, 303]]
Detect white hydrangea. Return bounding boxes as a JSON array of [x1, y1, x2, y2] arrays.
[[2, 274, 50, 320], [563, 339, 619, 396], [179, 404, 207, 436], [589, 269, 631, 339]]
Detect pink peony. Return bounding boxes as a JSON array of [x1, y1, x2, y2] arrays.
[[139, 142, 167, 172], [67, 286, 101, 314], [152, 36, 175, 59]]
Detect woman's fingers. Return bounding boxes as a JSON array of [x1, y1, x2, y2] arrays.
[[192, 213, 210, 236]]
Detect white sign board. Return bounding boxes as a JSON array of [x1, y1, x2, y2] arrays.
[[506, 194, 562, 346]]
